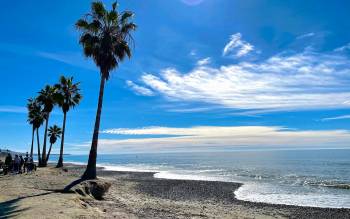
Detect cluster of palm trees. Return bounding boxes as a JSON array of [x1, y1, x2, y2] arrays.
[[27, 76, 82, 167], [26, 1, 136, 181]]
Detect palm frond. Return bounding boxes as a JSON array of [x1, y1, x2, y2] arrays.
[[37, 85, 57, 114], [112, 2, 118, 11], [54, 76, 82, 113], [76, 19, 89, 30], [91, 1, 106, 19], [107, 10, 118, 23], [121, 22, 136, 33], [121, 11, 134, 24]]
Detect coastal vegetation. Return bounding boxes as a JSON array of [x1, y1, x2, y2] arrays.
[[76, 1, 136, 179], [46, 125, 62, 163], [23, 1, 136, 195], [55, 76, 82, 168], [26, 98, 43, 158], [37, 85, 57, 167], [26, 76, 81, 167]]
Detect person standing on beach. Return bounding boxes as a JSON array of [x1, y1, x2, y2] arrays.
[[4, 153, 12, 175], [27, 156, 35, 172], [19, 155, 24, 174], [24, 152, 29, 173], [14, 155, 20, 174]]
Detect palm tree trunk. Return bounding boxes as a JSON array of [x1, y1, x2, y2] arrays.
[[82, 75, 106, 179], [30, 127, 35, 157], [46, 143, 53, 163], [41, 114, 50, 167], [56, 112, 67, 168], [36, 128, 42, 166]]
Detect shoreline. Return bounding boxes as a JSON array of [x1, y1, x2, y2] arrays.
[[0, 163, 349, 218], [82, 162, 350, 209], [73, 162, 350, 209], [95, 166, 350, 218], [100, 169, 350, 206]]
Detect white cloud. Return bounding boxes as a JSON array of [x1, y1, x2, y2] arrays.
[[196, 57, 211, 66], [126, 80, 154, 96], [334, 43, 350, 52], [140, 50, 350, 112], [189, 49, 197, 56], [322, 115, 350, 121], [296, 32, 315, 40], [181, 0, 204, 6], [223, 33, 254, 58], [95, 126, 350, 153], [166, 107, 216, 113], [0, 106, 27, 114]]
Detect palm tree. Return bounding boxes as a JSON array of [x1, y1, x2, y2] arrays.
[[27, 98, 35, 157], [27, 98, 44, 165], [46, 125, 62, 163], [35, 113, 44, 166], [55, 76, 82, 168], [27, 98, 38, 157], [76, 1, 136, 179], [37, 85, 57, 167]]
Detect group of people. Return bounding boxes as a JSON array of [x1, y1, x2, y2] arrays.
[[0, 152, 36, 175]]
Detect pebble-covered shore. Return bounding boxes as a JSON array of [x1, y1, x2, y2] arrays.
[[1, 164, 349, 218], [95, 169, 350, 219]]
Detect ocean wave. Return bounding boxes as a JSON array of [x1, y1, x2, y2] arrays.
[[98, 164, 156, 172], [323, 184, 350, 189], [305, 182, 350, 190], [154, 171, 229, 182], [234, 183, 350, 208]]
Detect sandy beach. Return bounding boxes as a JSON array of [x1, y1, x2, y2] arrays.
[[0, 164, 349, 219]]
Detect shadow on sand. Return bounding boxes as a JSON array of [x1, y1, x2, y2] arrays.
[[0, 192, 53, 218]]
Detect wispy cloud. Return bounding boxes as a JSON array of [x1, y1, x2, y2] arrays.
[[0, 106, 27, 114], [165, 106, 217, 113], [65, 142, 90, 148], [322, 115, 350, 121], [334, 43, 350, 52], [189, 49, 197, 57], [36, 51, 96, 71], [126, 80, 154, 96], [223, 33, 254, 58], [139, 49, 350, 112], [0, 43, 97, 71], [296, 32, 315, 40], [196, 57, 211, 66], [156, 102, 224, 113], [181, 0, 204, 6], [95, 126, 350, 153]]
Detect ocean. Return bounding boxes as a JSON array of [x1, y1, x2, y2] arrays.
[[51, 148, 350, 208]]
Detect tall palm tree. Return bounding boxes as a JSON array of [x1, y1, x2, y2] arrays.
[[76, 1, 136, 179], [27, 98, 38, 157], [46, 125, 62, 163], [55, 76, 82, 168], [37, 85, 57, 167], [35, 115, 44, 166], [27, 98, 44, 165]]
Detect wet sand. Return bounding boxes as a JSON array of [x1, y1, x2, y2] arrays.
[[0, 164, 349, 218]]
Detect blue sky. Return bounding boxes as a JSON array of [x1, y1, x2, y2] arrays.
[[1, 0, 350, 154]]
